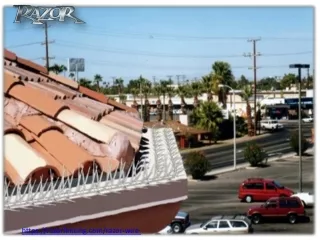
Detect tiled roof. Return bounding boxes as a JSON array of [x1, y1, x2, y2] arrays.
[[3, 49, 142, 186]]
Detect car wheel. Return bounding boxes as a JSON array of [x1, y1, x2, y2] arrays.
[[171, 223, 182, 233], [252, 214, 261, 224], [288, 214, 297, 224], [245, 195, 253, 203]]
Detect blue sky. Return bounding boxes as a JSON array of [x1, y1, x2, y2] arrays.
[[4, 7, 314, 84]]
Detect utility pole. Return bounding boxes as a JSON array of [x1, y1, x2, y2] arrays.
[[182, 74, 186, 83], [152, 76, 156, 86], [41, 22, 55, 72], [176, 75, 181, 85], [244, 38, 261, 136]]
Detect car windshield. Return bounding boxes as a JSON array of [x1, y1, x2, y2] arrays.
[[273, 181, 284, 188]]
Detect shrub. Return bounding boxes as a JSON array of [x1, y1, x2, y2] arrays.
[[244, 142, 266, 167], [184, 151, 211, 179], [290, 130, 309, 155]]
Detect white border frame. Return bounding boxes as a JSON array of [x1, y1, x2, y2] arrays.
[[1, 1, 318, 239]]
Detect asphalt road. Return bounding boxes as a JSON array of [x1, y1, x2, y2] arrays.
[[181, 122, 313, 170], [181, 156, 315, 234]]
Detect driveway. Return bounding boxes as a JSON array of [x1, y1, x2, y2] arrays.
[[181, 156, 314, 234]]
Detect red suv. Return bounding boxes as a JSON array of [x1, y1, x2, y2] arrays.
[[238, 178, 294, 203], [247, 197, 307, 224]]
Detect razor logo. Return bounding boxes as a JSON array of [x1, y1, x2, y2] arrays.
[[14, 5, 85, 24]]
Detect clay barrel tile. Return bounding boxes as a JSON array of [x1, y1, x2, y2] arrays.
[[4, 159, 23, 186], [19, 115, 63, 137], [4, 66, 29, 81], [94, 156, 119, 173], [17, 57, 48, 74], [4, 118, 25, 140], [4, 49, 17, 61], [4, 72, 24, 94], [24, 81, 63, 100], [4, 69, 20, 79], [40, 81, 78, 98], [63, 99, 99, 120], [35, 130, 96, 175], [7, 84, 70, 118], [17, 126, 34, 142], [29, 141, 68, 177], [79, 86, 109, 104], [47, 72, 79, 90]]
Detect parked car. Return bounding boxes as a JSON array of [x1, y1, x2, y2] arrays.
[[171, 211, 191, 233], [238, 178, 294, 203], [247, 196, 307, 224], [302, 116, 313, 123], [291, 192, 314, 207], [158, 225, 173, 234], [185, 215, 253, 234], [261, 120, 284, 131]]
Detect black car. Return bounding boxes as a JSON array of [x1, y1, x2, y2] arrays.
[[171, 211, 191, 233]]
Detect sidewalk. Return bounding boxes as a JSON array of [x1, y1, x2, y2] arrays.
[[181, 132, 271, 154]]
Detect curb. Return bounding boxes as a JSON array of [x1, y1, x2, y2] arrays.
[[187, 152, 298, 182]]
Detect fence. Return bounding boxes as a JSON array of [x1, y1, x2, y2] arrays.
[[4, 128, 186, 210]]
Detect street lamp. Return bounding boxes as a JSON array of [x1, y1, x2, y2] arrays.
[[289, 64, 310, 193], [218, 84, 237, 170]]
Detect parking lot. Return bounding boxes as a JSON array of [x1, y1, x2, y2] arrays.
[[181, 156, 315, 234]]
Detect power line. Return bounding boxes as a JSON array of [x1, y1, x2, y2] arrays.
[[53, 26, 314, 42], [6, 41, 43, 48], [53, 40, 312, 59]]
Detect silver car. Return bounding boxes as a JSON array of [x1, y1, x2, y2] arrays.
[[185, 215, 253, 234]]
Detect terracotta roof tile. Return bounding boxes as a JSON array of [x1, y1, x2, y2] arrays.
[[47, 72, 79, 90], [3, 49, 144, 186], [19, 115, 63, 137], [79, 86, 109, 104], [5, 159, 23, 186], [4, 49, 17, 61], [24, 81, 66, 100], [4, 59, 16, 66], [4, 116, 25, 140], [6, 80, 69, 118], [17, 57, 48, 74], [63, 98, 103, 120], [4, 72, 24, 94], [5, 65, 47, 82]]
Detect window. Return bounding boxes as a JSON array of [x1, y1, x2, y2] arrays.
[[279, 199, 287, 208], [273, 181, 284, 189], [244, 183, 264, 190], [267, 200, 277, 208], [206, 221, 218, 229], [230, 221, 247, 228], [266, 183, 276, 190], [287, 199, 300, 208], [218, 221, 230, 228]]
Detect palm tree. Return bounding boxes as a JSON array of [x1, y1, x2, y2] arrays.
[[69, 72, 75, 80], [115, 78, 124, 95], [79, 78, 93, 89], [93, 74, 103, 92], [241, 84, 254, 136], [191, 81, 203, 109], [153, 82, 163, 121], [211, 61, 234, 108], [119, 94, 127, 104], [61, 65, 67, 76], [176, 83, 192, 114], [166, 86, 176, 121], [191, 101, 223, 143], [160, 79, 172, 121], [49, 64, 67, 75], [141, 77, 152, 122], [201, 74, 214, 101]]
